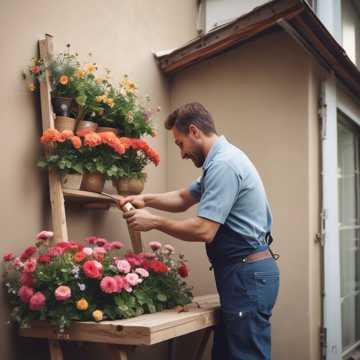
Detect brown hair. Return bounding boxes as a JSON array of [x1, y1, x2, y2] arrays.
[[164, 102, 217, 135]]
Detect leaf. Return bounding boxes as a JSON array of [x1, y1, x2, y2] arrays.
[[157, 293, 167, 302], [75, 95, 87, 106]]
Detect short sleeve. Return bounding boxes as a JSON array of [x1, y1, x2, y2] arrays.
[[188, 177, 202, 200], [197, 162, 240, 224]]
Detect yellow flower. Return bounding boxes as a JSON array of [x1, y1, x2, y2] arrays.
[[76, 298, 88, 311], [75, 70, 86, 78], [28, 83, 36, 92], [106, 98, 114, 108], [85, 63, 97, 74], [96, 95, 107, 103], [92, 310, 103, 322], [59, 75, 69, 85], [121, 78, 137, 94]]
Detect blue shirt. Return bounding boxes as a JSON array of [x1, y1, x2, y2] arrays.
[[188, 136, 272, 243]]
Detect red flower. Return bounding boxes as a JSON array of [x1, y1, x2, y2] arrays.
[[125, 252, 143, 267], [177, 263, 189, 278], [20, 246, 37, 261], [48, 246, 63, 257], [100, 276, 118, 294], [73, 252, 86, 263], [18, 286, 34, 303], [83, 260, 102, 279], [148, 260, 168, 273], [23, 258, 37, 273], [38, 254, 51, 264], [85, 236, 97, 244], [29, 292, 46, 311], [31, 66, 41, 74], [36, 230, 54, 241], [95, 238, 107, 247], [70, 136, 82, 149], [110, 241, 124, 250], [3, 253, 15, 262], [20, 273, 34, 287]]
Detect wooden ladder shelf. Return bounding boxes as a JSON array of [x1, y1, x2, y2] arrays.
[[19, 35, 219, 360]]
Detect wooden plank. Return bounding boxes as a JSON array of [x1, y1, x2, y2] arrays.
[[38, 35, 68, 243], [19, 295, 220, 346], [63, 189, 120, 204], [48, 340, 64, 360]]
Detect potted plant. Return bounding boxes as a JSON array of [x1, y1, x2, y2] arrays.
[[3, 233, 193, 331]]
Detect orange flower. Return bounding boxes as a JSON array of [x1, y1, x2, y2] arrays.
[[40, 128, 61, 144], [76, 128, 95, 137], [59, 75, 69, 85], [73, 251, 86, 263], [70, 136, 82, 149], [60, 130, 74, 141], [84, 132, 102, 147], [74, 70, 86, 78]]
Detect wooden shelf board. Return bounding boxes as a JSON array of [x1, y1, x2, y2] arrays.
[[63, 189, 121, 205]]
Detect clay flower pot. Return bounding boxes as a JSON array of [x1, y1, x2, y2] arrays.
[[80, 173, 105, 193], [113, 177, 145, 196], [55, 116, 77, 132], [96, 127, 119, 135], [60, 174, 83, 190]]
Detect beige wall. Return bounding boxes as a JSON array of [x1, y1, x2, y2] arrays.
[[167, 31, 321, 360], [0, 1, 198, 359]]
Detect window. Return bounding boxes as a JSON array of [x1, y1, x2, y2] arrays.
[[338, 112, 360, 356]]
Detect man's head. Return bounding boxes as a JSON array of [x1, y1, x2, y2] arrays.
[[165, 102, 217, 168]]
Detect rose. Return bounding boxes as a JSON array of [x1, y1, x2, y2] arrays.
[[73, 252, 86, 263], [125, 273, 140, 287], [18, 286, 34, 303], [177, 263, 189, 278], [163, 244, 175, 254], [55, 286, 71, 301], [149, 241, 161, 251], [29, 292, 46, 311], [36, 230, 54, 240], [38, 254, 51, 264], [48, 246, 63, 257], [82, 247, 93, 256], [116, 260, 131, 274], [100, 276, 118, 294], [3, 253, 15, 262], [135, 268, 149, 278], [23, 258, 37, 273], [20, 273, 34, 287], [95, 238, 107, 247], [148, 260, 168, 273], [93, 247, 106, 255], [114, 276, 127, 292], [20, 246, 37, 261], [83, 260, 102, 279], [92, 310, 103, 322], [110, 241, 124, 250], [85, 236, 97, 244], [125, 253, 142, 267], [76, 298, 88, 311]]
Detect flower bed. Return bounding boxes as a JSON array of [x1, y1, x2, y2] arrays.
[[3, 232, 192, 331]]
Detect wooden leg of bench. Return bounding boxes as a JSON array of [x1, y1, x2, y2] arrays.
[[193, 327, 213, 360], [48, 340, 64, 360], [107, 345, 135, 360]]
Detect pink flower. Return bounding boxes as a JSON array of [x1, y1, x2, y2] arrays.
[[29, 292, 46, 311], [95, 238, 107, 247], [100, 276, 118, 294], [3, 253, 15, 262], [82, 247, 93, 256], [23, 258, 37, 273], [20, 246, 37, 261], [110, 241, 124, 250], [114, 276, 127, 292], [135, 268, 149, 278], [125, 273, 140, 286], [38, 254, 51, 264], [55, 286, 71, 301], [125, 253, 142, 266], [18, 286, 34, 303], [14, 257, 24, 269], [20, 272, 34, 287], [116, 260, 131, 274], [48, 246, 63, 257], [36, 230, 54, 240], [85, 236, 97, 244], [143, 252, 156, 260], [93, 246, 106, 255], [83, 260, 102, 279], [163, 244, 175, 254], [149, 241, 161, 251]]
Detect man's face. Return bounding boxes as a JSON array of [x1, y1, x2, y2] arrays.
[[172, 126, 205, 168]]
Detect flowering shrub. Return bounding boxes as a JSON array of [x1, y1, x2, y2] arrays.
[[38, 129, 160, 178], [3, 232, 192, 331]]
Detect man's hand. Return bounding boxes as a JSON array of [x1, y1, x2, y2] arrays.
[[117, 194, 146, 210], [123, 209, 160, 231]]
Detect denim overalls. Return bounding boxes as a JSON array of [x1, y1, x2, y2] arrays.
[[207, 224, 280, 360]]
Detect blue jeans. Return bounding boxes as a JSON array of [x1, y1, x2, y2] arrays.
[[212, 257, 280, 360]]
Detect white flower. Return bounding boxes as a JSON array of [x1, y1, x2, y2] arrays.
[[83, 247, 93, 256], [78, 283, 86, 291]]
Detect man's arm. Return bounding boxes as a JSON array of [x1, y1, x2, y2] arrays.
[[119, 188, 198, 213], [123, 209, 220, 243]]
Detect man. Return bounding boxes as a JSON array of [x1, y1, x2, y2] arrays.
[[119, 102, 280, 360]]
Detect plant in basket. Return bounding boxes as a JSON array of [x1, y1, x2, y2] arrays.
[[2, 232, 193, 332]]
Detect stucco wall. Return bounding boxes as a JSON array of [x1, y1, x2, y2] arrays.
[[167, 30, 321, 360], [0, 1, 198, 359]]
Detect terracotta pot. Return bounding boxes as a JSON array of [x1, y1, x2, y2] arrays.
[[96, 127, 119, 135], [113, 177, 145, 195], [55, 116, 77, 132], [60, 174, 82, 190], [80, 173, 105, 193], [52, 96, 73, 116], [76, 120, 98, 135]]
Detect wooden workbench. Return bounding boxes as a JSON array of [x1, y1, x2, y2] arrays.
[[19, 294, 220, 360]]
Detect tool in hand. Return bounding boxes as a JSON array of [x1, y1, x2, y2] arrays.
[[100, 192, 135, 212]]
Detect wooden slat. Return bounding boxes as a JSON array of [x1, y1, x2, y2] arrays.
[[38, 35, 68, 243], [48, 340, 64, 360], [19, 295, 220, 346], [63, 189, 121, 204]]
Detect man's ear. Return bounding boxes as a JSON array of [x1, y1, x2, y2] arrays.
[[189, 124, 201, 139]]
